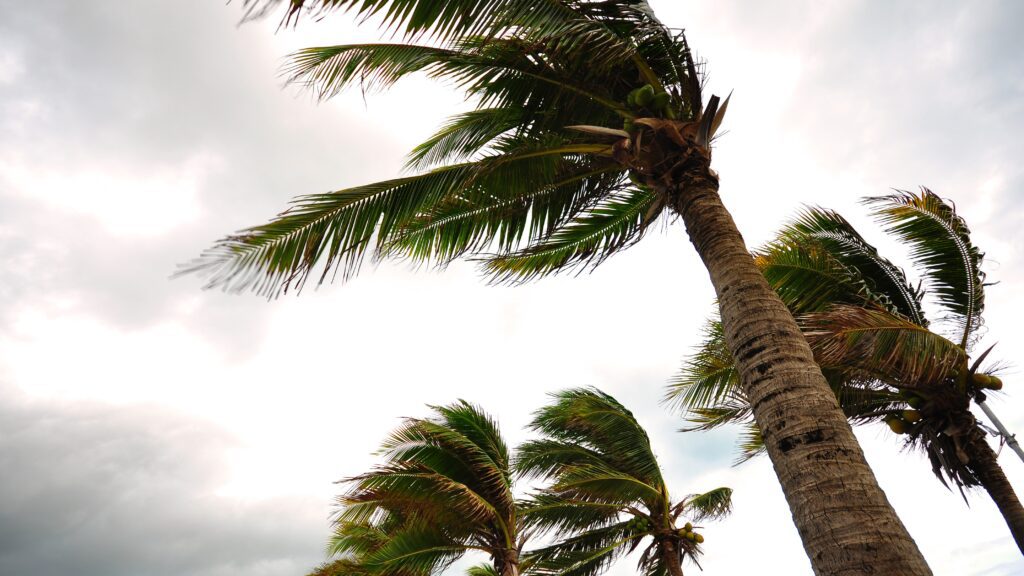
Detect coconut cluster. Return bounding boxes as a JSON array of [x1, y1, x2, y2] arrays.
[[675, 522, 704, 544], [625, 516, 652, 532], [622, 84, 675, 132]]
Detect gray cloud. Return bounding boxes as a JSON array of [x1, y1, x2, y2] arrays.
[[0, 384, 327, 576]]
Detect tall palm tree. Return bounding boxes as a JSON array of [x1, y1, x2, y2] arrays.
[[313, 401, 526, 576], [668, 188, 1024, 553], [188, 2, 932, 572], [517, 388, 732, 576]]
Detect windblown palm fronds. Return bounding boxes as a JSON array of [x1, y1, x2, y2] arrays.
[[518, 388, 732, 576]]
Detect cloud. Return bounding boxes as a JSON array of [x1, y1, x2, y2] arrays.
[[0, 384, 327, 576]]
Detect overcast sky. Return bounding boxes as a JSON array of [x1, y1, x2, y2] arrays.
[[1, 1, 1023, 575]]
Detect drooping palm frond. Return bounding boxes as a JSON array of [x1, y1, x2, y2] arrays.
[[676, 487, 733, 522], [865, 188, 985, 346], [802, 304, 966, 390], [773, 207, 927, 325]]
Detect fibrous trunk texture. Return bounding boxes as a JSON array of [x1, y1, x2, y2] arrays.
[[669, 173, 932, 575], [660, 539, 685, 576], [964, 429, 1024, 554]]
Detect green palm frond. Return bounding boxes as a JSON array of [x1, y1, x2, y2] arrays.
[[802, 304, 966, 390], [664, 318, 737, 413], [865, 188, 985, 346], [525, 387, 664, 486], [483, 187, 659, 283], [465, 564, 499, 576], [182, 142, 614, 296], [678, 487, 733, 522], [775, 207, 927, 325], [323, 401, 518, 576], [406, 107, 530, 169], [678, 392, 750, 433], [527, 520, 644, 576], [734, 421, 764, 465], [189, 0, 709, 294], [364, 523, 468, 576], [520, 493, 626, 535], [756, 241, 866, 315], [386, 165, 622, 265], [243, 0, 579, 42]]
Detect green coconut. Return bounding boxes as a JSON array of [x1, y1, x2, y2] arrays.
[[683, 522, 693, 532], [685, 532, 696, 541], [902, 410, 922, 424], [636, 84, 656, 106], [694, 533, 704, 544], [988, 376, 1004, 390], [650, 92, 670, 110]]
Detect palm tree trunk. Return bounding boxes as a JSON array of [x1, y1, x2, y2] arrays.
[[660, 540, 685, 576], [964, 429, 1024, 554], [667, 173, 932, 575]]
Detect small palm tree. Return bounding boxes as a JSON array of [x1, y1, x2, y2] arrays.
[[517, 388, 732, 576], [668, 188, 1024, 554], [313, 401, 526, 576], [190, 2, 932, 572]]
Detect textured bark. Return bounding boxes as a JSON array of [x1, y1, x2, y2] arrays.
[[964, 430, 1024, 554], [660, 540, 685, 576], [668, 173, 932, 575]]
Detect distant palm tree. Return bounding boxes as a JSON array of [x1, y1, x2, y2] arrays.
[[313, 401, 526, 576], [668, 188, 1024, 554], [518, 388, 732, 576], [190, 2, 932, 572]]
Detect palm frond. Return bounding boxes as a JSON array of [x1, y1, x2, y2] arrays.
[[775, 207, 927, 326], [664, 318, 737, 413], [527, 520, 645, 576], [526, 388, 664, 487], [181, 142, 613, 296], [865, 188, 985, 346], [802, 305, 966, 390], [465, 564, 499, 576], [483, 187, 659, 284], [520, 493, 626, 535], [364, 523, 468, 576], [679, 487, 733, 522]]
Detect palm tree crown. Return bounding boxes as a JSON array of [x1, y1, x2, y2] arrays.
[[668, 188, 1024, 552], [185, 0, 721, 296], [320, 401, 524, 576], [517, 388, 732, 576]]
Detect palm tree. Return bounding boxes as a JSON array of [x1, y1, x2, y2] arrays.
[[517, 388, 732, 576], [313, 401, 526, 576], [668, 188, 1024, 554], [188, 2, 932, 572]]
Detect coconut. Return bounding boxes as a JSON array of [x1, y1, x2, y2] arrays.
[[650, 92, 670, 110], [683, 522, 693, 532], [694, 533, 704, 544], [902, 410, 922, 423], [988, 376, 1004, 390], [885, 416, 909, 434], [906, 395, 926, 409], [685, 532, 695, 541], [636, 85, 655, 106]]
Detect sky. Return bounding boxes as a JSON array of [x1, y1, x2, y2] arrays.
[[1, 1, 1023, 575]]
